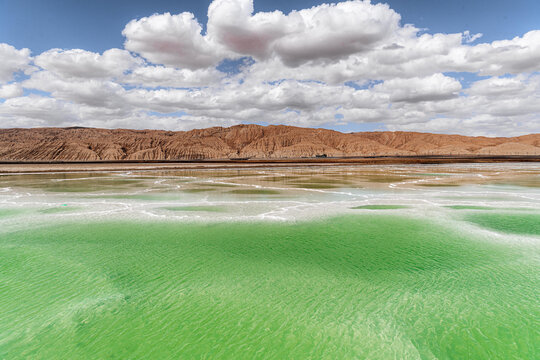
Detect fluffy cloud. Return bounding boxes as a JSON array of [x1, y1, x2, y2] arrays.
[[34, 48, 140, 79], [0, 95, 78, 126], [23, 71, 128, 109], [121, 65, 224, 88], [0, 0, 539, 136], [124, 0, 403, 69], [0, 43, 32, 83], [120, 0, 540, 79], [462, 30, 483, 43], [207, 0, 286, 59], [123, 12, 222, 69], [238, 28, 540, 85], [373, 74, 462, 103], [267, 1, 401, 66], [0, 83, 23, 99], [470, 30, 540, 76], [208, 0, 401, 66], [5, 69, 539, 135]]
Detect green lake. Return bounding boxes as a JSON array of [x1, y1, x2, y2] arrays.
[[0, 164, 538, 359]]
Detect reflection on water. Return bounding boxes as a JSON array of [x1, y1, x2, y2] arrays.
[[1, 163, 539, 226]]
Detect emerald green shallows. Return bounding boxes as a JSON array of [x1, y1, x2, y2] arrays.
[[1, 216, 538, 359], [465, 213, 540, 236]]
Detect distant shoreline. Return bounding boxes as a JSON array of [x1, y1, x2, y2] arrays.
[[1, 156, 539, 173], [2, 125, 539, 164]]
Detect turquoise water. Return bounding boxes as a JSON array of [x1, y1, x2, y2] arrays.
[[0, 164, 539, 359]]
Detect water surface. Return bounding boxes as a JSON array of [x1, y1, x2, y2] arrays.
[[0, 163, 539, 359]]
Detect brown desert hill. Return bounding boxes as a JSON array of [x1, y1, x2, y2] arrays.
[[0, 124, 539, 161]]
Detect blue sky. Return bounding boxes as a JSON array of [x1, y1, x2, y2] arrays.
[[2, 0, 538, 54], [0, 0, 539, 135]]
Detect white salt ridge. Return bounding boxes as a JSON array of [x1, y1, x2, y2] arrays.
[[0, 164, 538, 238]]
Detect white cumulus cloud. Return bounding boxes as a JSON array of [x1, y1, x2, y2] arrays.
[[123, 12, 222, 69], [34, 48, 140, 79], [0, 44, 32, 84], [0, 0, 539, 136], [0, 83, 24, 99]]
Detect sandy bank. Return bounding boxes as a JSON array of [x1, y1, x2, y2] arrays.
[[1, 156, 539, 173]]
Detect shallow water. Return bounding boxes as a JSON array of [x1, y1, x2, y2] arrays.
[[0, 163, 539, 359]]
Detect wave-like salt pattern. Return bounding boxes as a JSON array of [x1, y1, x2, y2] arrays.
[[0, 163, 539, 358], [1, 216, 538, 359], [0, 164, 539, 234]]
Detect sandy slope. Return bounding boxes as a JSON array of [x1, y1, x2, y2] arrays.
[[0, 125, 539, 161]]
